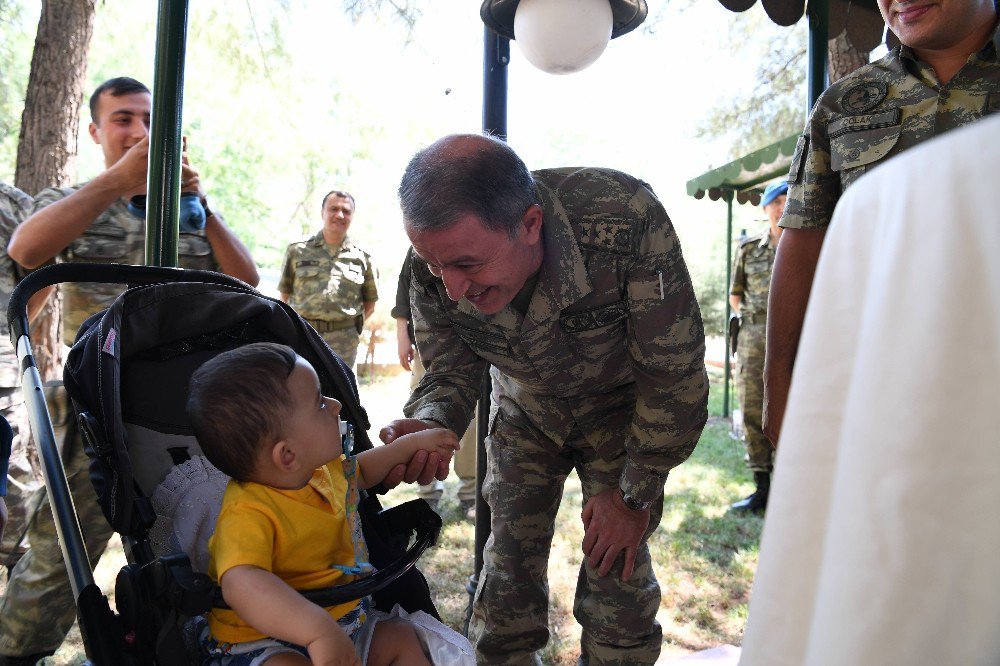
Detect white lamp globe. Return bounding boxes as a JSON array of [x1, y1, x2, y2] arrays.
[[513, 0, 614, 75]]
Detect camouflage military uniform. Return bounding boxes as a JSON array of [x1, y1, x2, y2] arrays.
[[278, 232, 378, 369], [405, 168, 709, 664], [0, 185, 221, 657], [782, 26, 1000, 231], [0, 183, 41, 565], [729, 231, 775, 474]]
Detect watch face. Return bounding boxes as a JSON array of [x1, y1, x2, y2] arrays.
[[622, 491, 645, 511]]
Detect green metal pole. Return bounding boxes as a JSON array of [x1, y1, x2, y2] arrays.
[[146, 0, 190, 267], [723, 194, 733, 417], [807, 0, 829, 109]]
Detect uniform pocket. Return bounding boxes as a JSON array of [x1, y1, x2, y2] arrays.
[[178, 232, 215, 271], [828, 108, 901, 190], [70, 223, 127, 260]]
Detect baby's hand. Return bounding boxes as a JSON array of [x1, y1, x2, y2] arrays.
[[403, 427, 459, 461], [307, 626, 360, 666]]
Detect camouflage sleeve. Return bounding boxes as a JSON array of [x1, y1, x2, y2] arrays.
[[361, 251, 378, 302], [277, 244, 296, 296], [403, 260, 487, 436], [729, 244, 745, 298], [622, 184, 709, 507], [389, 248, 413, 321], [780, 99, 840, 231]]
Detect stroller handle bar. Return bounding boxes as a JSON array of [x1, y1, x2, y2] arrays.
[[8, 262, 254, 348], [5, 263, 254, 621]]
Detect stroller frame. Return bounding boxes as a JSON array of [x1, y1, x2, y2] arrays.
[[7, 263, 442, 665]]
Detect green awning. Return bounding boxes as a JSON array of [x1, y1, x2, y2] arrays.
[[686, 133, 797, 206]]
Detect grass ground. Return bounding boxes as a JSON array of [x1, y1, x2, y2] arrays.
[[3, 365, 760, 665]]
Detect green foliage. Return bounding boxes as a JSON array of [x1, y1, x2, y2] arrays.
[[0, 0, 32, 182], [696, 11, 808, 160]]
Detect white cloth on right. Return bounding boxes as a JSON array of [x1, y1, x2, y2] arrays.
[[740, 114, 1000, 665]]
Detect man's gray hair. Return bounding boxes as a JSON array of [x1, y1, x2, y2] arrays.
[[398, 134, 538, 238]]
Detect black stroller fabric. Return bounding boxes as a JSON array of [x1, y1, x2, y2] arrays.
[[62, 275, 439, 626]]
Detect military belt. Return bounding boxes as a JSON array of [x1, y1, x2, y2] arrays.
[[306, 318, 358, 333]]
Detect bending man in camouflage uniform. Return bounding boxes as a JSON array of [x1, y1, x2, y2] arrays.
[[279, 191, 378, 370], [728, 181, 786, 514], [765, 0, 1000, 445], [2, 77, 259, 662], [381, 135, 708, 664], [0, 183, 43, 561]]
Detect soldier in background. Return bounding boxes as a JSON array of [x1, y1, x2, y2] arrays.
[[764, 0, 1000, 446], [0, 183, 42, 562], [382, 134, 708, 664], [2, 76, 258, 663], [279, 190, 378, 370], [728, 180, 786, 514]]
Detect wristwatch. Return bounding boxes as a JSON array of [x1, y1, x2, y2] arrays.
[[620, 487, 653, 512]]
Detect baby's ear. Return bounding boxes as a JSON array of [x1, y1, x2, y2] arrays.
[[271, 440, 299, 472]]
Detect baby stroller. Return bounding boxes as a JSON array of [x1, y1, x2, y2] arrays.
[[8, 263, 443, 665]]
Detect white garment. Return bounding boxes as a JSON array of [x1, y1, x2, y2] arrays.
[[740, 115, 1000, 666]]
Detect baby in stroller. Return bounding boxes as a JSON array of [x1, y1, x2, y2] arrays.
[[186, 342, 459, 665]]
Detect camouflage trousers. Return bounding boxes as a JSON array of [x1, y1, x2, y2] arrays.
[[411, 351, 476, 502], [468, 401, 664, 665], [736, 323, 773, 472], [320, 329, 362, 371], [0, 383, 114, 657], [1, 391, 42, 560]]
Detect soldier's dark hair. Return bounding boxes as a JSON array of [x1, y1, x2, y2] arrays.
[[322, 190, 356, 211], [186, 342, 298, 482], [89, 77, 151, 124], [398, 134, 538, 239]]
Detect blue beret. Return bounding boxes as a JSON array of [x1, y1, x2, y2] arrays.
[[761, 180, 788, 208]]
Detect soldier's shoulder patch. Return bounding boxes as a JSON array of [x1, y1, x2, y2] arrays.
[[576, 217, 637, 255], [738, 232, 766, 247], [840, 80, 888, 114]]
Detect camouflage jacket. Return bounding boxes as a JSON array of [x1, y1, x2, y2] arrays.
[[782, 25, 1000, 231], [405, 168, 709, 507], [33, 185, 220, 342], [278, 232, 378, 324], [0, 183, 32, 393], [729, 231, 776, 322]]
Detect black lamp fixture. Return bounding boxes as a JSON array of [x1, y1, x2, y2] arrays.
[[480, 0, 648, 74]]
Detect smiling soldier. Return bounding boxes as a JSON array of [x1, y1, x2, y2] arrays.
[[380, 134, 709, 665], [279, 191, 378, 370]]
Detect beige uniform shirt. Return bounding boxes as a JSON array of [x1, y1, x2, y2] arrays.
[[278, 232, 378, 327]]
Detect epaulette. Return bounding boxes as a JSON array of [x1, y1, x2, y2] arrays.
[[738, 231, 767, 247]]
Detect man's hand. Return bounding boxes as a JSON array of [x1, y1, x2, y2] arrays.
[[180, 140, 205, 199], [106, 135, 150, 197], [395, 319, 414, 371], [581, 488, 650, 581], [761, 376, 788, 447], [378, 418, 449, 487]]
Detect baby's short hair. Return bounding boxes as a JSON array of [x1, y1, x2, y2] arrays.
[[187, 342, 298, 481]]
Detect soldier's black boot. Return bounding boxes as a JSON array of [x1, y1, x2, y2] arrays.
[[730, 471, 770, 513], [0, 651, 56, 666]]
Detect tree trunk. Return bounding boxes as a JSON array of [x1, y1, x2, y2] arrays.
[[828, 31, 869, 84], [14, 0, 97, 381]]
